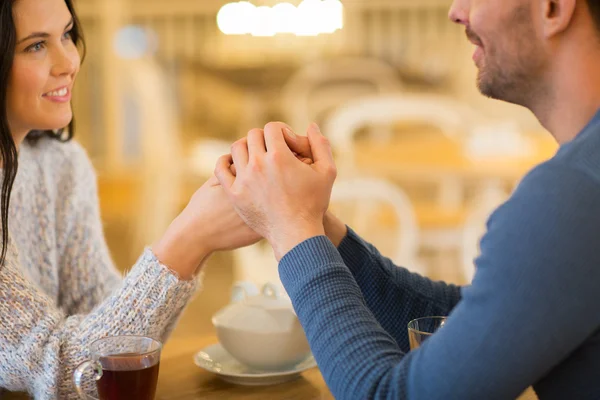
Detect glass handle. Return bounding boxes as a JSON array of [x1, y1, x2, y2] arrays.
[[73, 360, 102, 400]]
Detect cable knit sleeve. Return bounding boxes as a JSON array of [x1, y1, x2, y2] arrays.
[[0, 248, 198, 399], [0, 141, 200, 399], [55, 142, 124, 315]]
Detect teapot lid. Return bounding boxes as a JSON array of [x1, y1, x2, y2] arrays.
[[212, 282, 297, 333], [243, 283, 293, 310]]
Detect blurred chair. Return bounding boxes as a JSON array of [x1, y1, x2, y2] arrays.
[[232, 176, 424, 287], [329, 177, 423, 274], [323, 92, 482, 219], [281, 57, 403, 133], [323, 93, 485, 280], [324, 92, 483, 215], [324, 93, 482, 171]]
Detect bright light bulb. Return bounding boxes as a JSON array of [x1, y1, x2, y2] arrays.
[[217, 3, 241, 35], [295, 0, 322, 36], [251, 6, 277, 36], [272, 3, 297, 34], [216, 0, 345, 37], [217, 1, 258, 35], [323, 0, 344, 32]]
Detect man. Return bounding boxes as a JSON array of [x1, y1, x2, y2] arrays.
[[215, 0, 600, 398]]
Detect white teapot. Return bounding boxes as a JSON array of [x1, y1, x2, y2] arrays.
[[212, 282, 311, 371]]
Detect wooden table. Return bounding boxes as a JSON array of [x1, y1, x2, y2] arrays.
[[2, 336, 331, 400], [155, 336, 537, 400], [1, 332, 537, 400], [156, 335, 331, 400]]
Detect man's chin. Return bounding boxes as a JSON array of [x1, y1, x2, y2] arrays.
[[476, 72, 497, 99], [477, 85, 496, 101], [476, 77, 489, 97]]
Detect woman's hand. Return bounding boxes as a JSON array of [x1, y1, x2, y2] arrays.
[[153, 176, 262, 280], [215, 122, 337, 260]]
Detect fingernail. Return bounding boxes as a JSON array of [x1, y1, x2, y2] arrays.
[[312, 123, 321, 134], [284, 127, 297, 139]]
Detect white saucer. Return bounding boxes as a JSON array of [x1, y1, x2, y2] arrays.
[[193, 343, 317, 386]]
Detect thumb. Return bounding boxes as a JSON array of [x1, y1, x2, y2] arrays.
[[307, 123, 335, 167], [214, 154, 236, 192], [282, 126, 313, 160]]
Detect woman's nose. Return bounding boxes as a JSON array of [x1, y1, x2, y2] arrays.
[[51, 45, 79, 77]]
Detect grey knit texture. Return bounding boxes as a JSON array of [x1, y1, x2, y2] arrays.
[[0, 138, 199, 399]]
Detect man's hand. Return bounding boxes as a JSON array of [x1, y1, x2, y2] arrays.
[[215, 122, 337, 260]]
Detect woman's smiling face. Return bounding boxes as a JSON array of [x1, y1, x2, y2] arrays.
[[7, 0, 80, 136]]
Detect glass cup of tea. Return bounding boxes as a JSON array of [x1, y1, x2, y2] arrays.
[[407, 316, 447, 350], [73, 335, 162, 400]]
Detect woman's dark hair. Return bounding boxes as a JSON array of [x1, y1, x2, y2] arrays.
[[0, 0, 85, 266]]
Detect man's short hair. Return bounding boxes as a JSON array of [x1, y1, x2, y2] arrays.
[[587, 0, 600, 34]]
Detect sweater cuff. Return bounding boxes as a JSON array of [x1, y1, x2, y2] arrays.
[[126, 248, 201, 311], [279, 236, 345, 281]]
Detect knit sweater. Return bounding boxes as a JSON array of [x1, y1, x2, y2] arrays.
[[280, 108, 600, 399], [0, 138, 199, 399]]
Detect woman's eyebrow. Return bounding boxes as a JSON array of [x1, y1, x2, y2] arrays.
[[17, 18, 74, 45]]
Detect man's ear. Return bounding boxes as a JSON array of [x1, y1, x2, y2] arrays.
[[539, 0, 577, 39]]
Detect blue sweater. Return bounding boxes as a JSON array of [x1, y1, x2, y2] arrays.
[[279, 109, 600, 400]]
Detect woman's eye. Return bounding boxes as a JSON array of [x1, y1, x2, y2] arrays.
[[26, 42, 45, 53]]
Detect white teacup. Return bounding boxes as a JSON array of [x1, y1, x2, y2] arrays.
[[212, 282, 311, 371]]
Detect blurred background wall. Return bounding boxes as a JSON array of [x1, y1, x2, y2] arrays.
[[68, 0, 557, 340]]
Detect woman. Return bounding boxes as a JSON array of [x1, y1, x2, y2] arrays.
[[0, 0, 260, 398]]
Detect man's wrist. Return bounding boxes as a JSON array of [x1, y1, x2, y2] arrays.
[[270, 222, 326, 261], [323, 211, 348, 247]]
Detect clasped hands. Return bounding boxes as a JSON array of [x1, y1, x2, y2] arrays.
[[215, 122, 337, 261], [153, 122, 347, 280]]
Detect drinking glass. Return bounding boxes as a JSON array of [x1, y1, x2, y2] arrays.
[[73, 335, 162, 400], [408, 316, 447, 350]]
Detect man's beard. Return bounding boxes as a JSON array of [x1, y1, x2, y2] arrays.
[[474, 4, 545, 108], [476, 58, 535, 105]]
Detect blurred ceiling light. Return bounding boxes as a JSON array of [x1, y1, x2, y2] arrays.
[[272, 2, 297, 34], [252, 6, 277, 36], [217, 0, 344, 37], [114, 26, 158, 59], [217, 1, 256, 35]]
